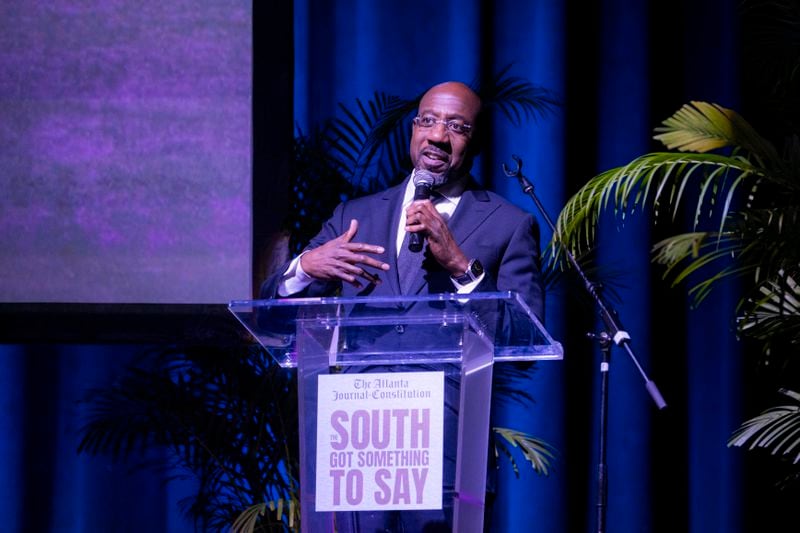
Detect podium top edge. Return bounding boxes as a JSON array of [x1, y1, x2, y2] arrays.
[[228, 290, 520, 309]]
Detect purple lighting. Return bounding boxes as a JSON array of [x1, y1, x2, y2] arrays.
[[0, 1, 253, 303]]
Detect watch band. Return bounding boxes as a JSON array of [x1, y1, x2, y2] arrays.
[[454, 258, 484, 284]]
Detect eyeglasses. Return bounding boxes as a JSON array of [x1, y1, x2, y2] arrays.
[[412, 115, 473, 136]]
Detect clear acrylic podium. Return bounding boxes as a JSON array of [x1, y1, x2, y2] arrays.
[[229, 291, 562, 533]]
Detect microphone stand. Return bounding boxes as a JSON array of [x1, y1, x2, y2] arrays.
[[502, 155, 667, 533]]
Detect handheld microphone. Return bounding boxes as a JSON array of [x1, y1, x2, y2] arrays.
[[408, 170, 436, 252]]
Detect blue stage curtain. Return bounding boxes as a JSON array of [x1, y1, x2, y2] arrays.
[[0, 0, 750, 531], [293, 1, 743, 532], [0, 344, 195, 532]]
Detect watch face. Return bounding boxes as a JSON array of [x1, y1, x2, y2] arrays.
[[455, 259, 483, 284], [471, 259, 484, 277]]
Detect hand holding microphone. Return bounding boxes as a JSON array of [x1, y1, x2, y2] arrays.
[[408, 169, 436, 252]]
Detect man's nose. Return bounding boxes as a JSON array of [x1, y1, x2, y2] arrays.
[[427, 122, 449, 142]]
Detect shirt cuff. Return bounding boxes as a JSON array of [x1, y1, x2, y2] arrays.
[[451, 272, 484, 293], [277, 252, 315, 296]]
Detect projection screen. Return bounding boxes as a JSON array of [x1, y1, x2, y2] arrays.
[[0, 1, 252, 304]]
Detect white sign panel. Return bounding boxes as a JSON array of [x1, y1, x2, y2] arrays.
[[315, 371, 444, 511]]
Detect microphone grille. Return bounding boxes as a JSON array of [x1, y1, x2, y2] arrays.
[[413, 169, 443, 187]]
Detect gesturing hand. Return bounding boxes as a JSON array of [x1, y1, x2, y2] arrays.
[[405, 200, 469, 276], [300, 219, 390, 288]]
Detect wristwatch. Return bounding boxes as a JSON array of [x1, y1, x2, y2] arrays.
[[454, 258, 484, 284]]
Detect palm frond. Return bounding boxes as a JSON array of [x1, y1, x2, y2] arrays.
[[493, 363, 536, 406], [231, 502, 266, 533], [554, 152, 764, 261], [77, 345, 300, 531], [475, 64, 559, 126], [232, 498, 300, 533], [650, 231, 719, 268], [737, 207, 800, 276], [325, 92, 414, 192], [293, 65, 561, 210], [654, 101, 780, 164], [493, 427, 556, 477], [738, 271, 800, 349], [728, 389, 800, 464], [648, 200, 800, 308], [650, 230, 752, 306], [324, 67, 560, 193], [289, 130, 355, 254], [552, 100, 800, 272]]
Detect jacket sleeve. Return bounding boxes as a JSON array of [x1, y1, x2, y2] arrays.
[[474, 211, 545, 322]]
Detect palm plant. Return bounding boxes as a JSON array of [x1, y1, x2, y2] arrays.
[[553, 0, 800, 487], [78, 67, 561, 532], [78, 342, 301, 532], [552, 99, 800, 483]]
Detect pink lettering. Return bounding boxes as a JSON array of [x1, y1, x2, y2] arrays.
[[330, 469, 345, 505], [410, 409, 430, 448], [373, 468, 391, 504], [392, 409, 408, 448], [412, 468, 428, 503], [345, 469, 363, 505], [329, 408, 432, 450], [330, 410, 349, 450], [372, 409, 391, 449], [392, 469, 410, 504], [351, 410, 370, 450]]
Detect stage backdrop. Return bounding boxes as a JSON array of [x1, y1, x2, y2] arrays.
[[0, 1, 779, 532], [0, 0, 252, 304]]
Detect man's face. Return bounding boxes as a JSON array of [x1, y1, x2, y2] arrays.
[[410, 83, 481, 181]]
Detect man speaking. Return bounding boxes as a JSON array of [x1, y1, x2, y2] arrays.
[[260, 80, 545, 532], [261, 80, 544, 323]]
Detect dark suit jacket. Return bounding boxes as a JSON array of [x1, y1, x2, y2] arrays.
[[261, 177, 542, 527], [261, 176, 544, 321]]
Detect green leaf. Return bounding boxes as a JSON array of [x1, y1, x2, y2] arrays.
[[728, 389, 800, 464], [653, 101, 779, 164], [493, 427, 556, 476], [231, 502, 265, 533], [554, 152, 763, 262]]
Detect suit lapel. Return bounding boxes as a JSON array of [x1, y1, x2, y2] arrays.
[[447, 187, 498, 246], [382, 179, 408, 296]]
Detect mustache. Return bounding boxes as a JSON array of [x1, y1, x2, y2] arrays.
[[422, 146, 451, 159]]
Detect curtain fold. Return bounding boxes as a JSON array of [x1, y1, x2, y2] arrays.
[[0, 0, 750, 531], [293, 1, 743, 532]]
